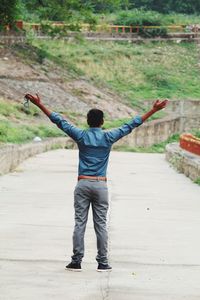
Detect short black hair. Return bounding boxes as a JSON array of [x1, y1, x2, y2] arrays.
[[87, 109, 104, 127]]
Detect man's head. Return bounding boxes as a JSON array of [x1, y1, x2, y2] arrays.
[[87, 109, 104, 128]]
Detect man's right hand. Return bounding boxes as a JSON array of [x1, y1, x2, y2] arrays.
[[25, 93, 52, 117], [25, 93, 41, 106]]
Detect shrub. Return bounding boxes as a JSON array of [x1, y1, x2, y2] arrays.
[[114, 9, 168, 37]]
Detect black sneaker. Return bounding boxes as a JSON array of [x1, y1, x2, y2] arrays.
[[65, 261, 82, 272], [97, 263, 112, 272]]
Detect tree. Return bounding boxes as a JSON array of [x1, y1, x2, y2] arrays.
[[128, 0, 200, 14], [21, 0, 90, 21], [0, 0, 19, 29], [82, 0, 121, 12]]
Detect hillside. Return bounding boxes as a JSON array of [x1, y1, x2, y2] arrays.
[[0, 39, 200, 144], [31, 39, 200, 104]]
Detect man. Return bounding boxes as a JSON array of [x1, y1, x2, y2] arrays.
[[25, 93, 168, 272]]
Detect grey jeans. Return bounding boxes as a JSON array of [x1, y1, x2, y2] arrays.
[[71, 179, 109, 265]]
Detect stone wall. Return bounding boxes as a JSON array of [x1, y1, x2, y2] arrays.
[[165, 143, 200, 181], [116, 116, 181, 147], [165, 100, 200, 117], [0, 137, 75, 175], [116, 100, 200, 148]]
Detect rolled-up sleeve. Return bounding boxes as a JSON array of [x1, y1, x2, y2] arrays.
[[105, 115, 143, 144], [49, 112, 84, 142]]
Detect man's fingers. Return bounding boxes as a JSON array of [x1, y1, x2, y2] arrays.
[[163, 99, 169, 104], [25, 93, 32, 98], [25, 93, 39, 102], [161, 99, 169, 107], [25, 94, 34, 100]]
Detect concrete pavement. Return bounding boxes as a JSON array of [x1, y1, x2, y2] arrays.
[[0, 149, 200, 300]]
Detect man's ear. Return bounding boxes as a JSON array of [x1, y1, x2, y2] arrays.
[[101, 119, 104, 125]]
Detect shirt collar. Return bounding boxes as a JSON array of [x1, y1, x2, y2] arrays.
[[89, 127, 102, 131]]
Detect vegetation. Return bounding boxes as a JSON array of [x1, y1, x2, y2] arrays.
[[0, 120, 65, 143], [127, 0, 200, 14], [0, 0, 19, 30], [194, 178, 200, 186], [0, 99, 65, 144], [1, 0, 200, 30], [31, 39, 200, 110], [113, 9, 200, 26], [17, 0, 200, 21]]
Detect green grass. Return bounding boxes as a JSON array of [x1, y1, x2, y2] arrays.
[[0, 98, 41, 118], [0, 120, 65, 144], [0, 98, 65, 144], [194, 178, 200, 186], [30, 39, 200, 109]]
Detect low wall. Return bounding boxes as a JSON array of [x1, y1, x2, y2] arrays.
[[165, 143, 200, 181], [0, 137, 75, 175], [116, 116, 181, 147], [165, 100, 200, 116], [116, 100, 200, 148]]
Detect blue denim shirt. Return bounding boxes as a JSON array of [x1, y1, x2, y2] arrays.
[[50, 112, 143, 176]]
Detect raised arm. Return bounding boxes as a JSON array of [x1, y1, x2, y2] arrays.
[[141, 99, 168, 122], [105, 99, 169, 144], [24, 93, 84, 142]]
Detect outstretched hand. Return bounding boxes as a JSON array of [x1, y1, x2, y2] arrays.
[[25, 93, 41, 106], [25, 93, 52, 117], [141, 99, 169, 122], [152, 99, 169, 111]]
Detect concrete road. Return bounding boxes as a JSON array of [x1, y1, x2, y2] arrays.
[[0, 149, 200, 300]]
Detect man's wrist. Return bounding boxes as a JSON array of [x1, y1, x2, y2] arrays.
[[151, 108, 157, 113], [37, 103, 43, 109]]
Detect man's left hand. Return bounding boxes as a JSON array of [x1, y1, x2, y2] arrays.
[[153, 99, 169, 112]]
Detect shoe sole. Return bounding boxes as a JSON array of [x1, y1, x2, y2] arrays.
[[65, 268, 82, 272], [97, 269, 112, 272]]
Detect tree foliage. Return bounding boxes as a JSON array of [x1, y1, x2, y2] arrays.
[[1, 0, 200, 30], [0, 0, 19, 29], [128, 0, 200, 14]]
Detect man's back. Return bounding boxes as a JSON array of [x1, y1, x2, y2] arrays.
[[50, 112, 143, 176]]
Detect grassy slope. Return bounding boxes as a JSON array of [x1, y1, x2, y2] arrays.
[[33, 39, 200, 111], [0, 99, 65, 144], [1, 40, 200, 146]]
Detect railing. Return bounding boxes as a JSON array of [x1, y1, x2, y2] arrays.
[[4, 21, 200, 34]]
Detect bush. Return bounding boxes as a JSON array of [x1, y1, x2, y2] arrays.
[[115, 9, 163, 26], [114, 9, 168, 37], [139, 27, 167, 38], [40, 22, 69, 37]]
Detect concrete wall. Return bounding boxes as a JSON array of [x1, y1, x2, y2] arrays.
[[116, 116, 181, 147], [0, 137, 75, 175], [165, 100, 200, 116], [116, 100, 200, 148], [165, 143, 200, 181]]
